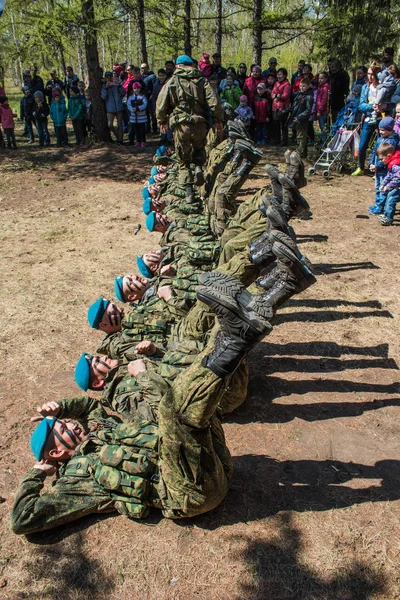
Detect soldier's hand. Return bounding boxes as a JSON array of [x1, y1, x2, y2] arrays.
[[33, 460, 58, 476], [134, 341, 156, 355], [31, 401, 61, 422], [158, 284, 173, 300], [127, 359, 147, 376], [160, 264, 176, 276]]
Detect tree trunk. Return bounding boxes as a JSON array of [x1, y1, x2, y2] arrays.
[[136, 0, 148, 63], [82, 0, 111, 142], [252, 0, 263, 66], [215, 0, 222, 55], [183, 0, 192, 56]]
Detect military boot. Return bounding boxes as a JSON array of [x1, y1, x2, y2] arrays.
[[235, 158, 253, 177], [249, 229, 270, 254], [248, 236, 275, 268], [262, 196, 294, 237], [199, 271, 245, 297], [264, 164, 283, 200], [185, 184, 195, 204], [256, 264, 282, 291], [197, 288, 273, 377], [194, 165, 205, 187], [278, 174, 310, 218], [285, 151, 307, 189]]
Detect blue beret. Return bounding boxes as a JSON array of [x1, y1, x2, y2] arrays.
[[75, 353, 92, 391], [176, 55, 193, 65], [143, 197, 152, 215], [136, 256, 153, 278], [148, 176, 155, 185], [87, 297, 109, 329], [114, 276, 126, 303], [142, 187, 151, 200], [146, 212, 156, 232], [150, 166, 158, 176], [30, 417, 57, 461], [155, 145, 166, 157]]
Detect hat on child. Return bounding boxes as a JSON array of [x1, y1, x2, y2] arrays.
[[239, 95, 247, 103], [176, 55, 193, 66], [22, 85, 30, 92], [52, 88, 61, 97], [33, 91, 44, 100], [132, 82, 142, 89], [203, 52, 210, 59], [379, 116, 395, 131], [114, 66, 124, 74], [104, 71, 113, 77], [256, 83, 266, 90]]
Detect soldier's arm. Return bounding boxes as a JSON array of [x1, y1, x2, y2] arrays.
[[55, 396, 107, 424], [204, 79, 224, 122], [134, 367, 170, 406], [11, 468, 114, 535], [156, 80, 172, 126]]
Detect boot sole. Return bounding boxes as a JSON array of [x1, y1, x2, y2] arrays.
[[269, 230, 302, 259], [196, 287, 273, 335], [198, 272, 245, 296]]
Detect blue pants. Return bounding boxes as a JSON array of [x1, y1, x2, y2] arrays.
[[255, 122, 267, 143], [318, 115, 327, 145], [35, 119, 50, 146], [358, 121, 376, 170], [383, 188, 400, 222], [373, 171, 387, 211]]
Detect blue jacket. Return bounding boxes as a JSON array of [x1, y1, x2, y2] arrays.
[[359, 83, 376, 120], [101, 83, 125, 113], [369, 133, 399, 170], [50, 100, 68, 126]]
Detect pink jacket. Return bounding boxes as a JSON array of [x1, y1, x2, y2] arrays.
[[315, 82, 329, 116], [199, 60, 213, 78], [243, 74, 266, 108], [271, 80, 291, 111], [0, 103, 17, 129]]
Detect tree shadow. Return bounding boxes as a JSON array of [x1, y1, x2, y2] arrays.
[[274, 309, 393, 324], [314, 261, 380, 274], [18, 530, 116, 599], [228, 397, 400, 424], [193, 456, 400, 528], [296, 233, 329, 244], [259, 341, 390, 358], [232, 513, 387, 599], [285, 298, 382, 309]]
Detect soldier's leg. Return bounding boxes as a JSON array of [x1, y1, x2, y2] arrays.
[[219, 217, 266, 265], [216, 251, 260, 287], [171, 300, 215, 341], [158, 290, 272, 519], [173, 124, 194, 185], [219, 359, 249, 415]]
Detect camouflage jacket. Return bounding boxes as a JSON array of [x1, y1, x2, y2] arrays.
[[156, 65, 223, 128], [11, 396, 163, 535]]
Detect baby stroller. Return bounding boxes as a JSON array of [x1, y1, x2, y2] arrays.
[[309, 106, 361, 178]]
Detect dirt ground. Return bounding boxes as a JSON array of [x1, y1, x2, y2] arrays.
[[0, 129, 400, 600]]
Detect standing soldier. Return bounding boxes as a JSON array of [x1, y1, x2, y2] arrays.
[[156, 55, 223, 204]]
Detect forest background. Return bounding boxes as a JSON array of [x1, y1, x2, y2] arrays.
[[1, 0, 400, 89]]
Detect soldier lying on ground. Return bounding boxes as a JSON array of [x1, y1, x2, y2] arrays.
[[11, 282, 273, 535]]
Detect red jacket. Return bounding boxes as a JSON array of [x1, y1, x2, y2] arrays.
[[315, 82, 329, 116], [199, 60, 213, 78], [271, 80, 291, 111], [243, 74, 266, 108], [387, 150, 400, 169], [253, 96, 269, 122], [0, 103, 17, 129]]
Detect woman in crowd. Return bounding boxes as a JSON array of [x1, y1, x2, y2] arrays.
[[352, 61, 381, 176], [271, 67, 291, 146]]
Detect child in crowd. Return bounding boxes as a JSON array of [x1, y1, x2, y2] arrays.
[[265, 73, 276, 142], [32, 91, 50, 147], [20, 86, 36, 144], [50, 89, 68, 146], [253, 83, 269, 145], [127, 81, 148, 147], [368, 117, 399, 215], [235, 95, 253, 130], [0, 96, 18, 149], [376, 141, 400, 225], [77, 81, 86, 107], [84, 89, 93, 137], [394, 103, 400, 136], [68, 86, 84, 145], [315, 72, 329, 146], [199, 52, 213, 78], [220, 73, 241, 109], [289, 78, 314, 158], [372, 67, 397, 121]]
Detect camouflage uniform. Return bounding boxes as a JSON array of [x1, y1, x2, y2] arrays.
[[156, 65, 223, 186], [11, 354, 233, 534]]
